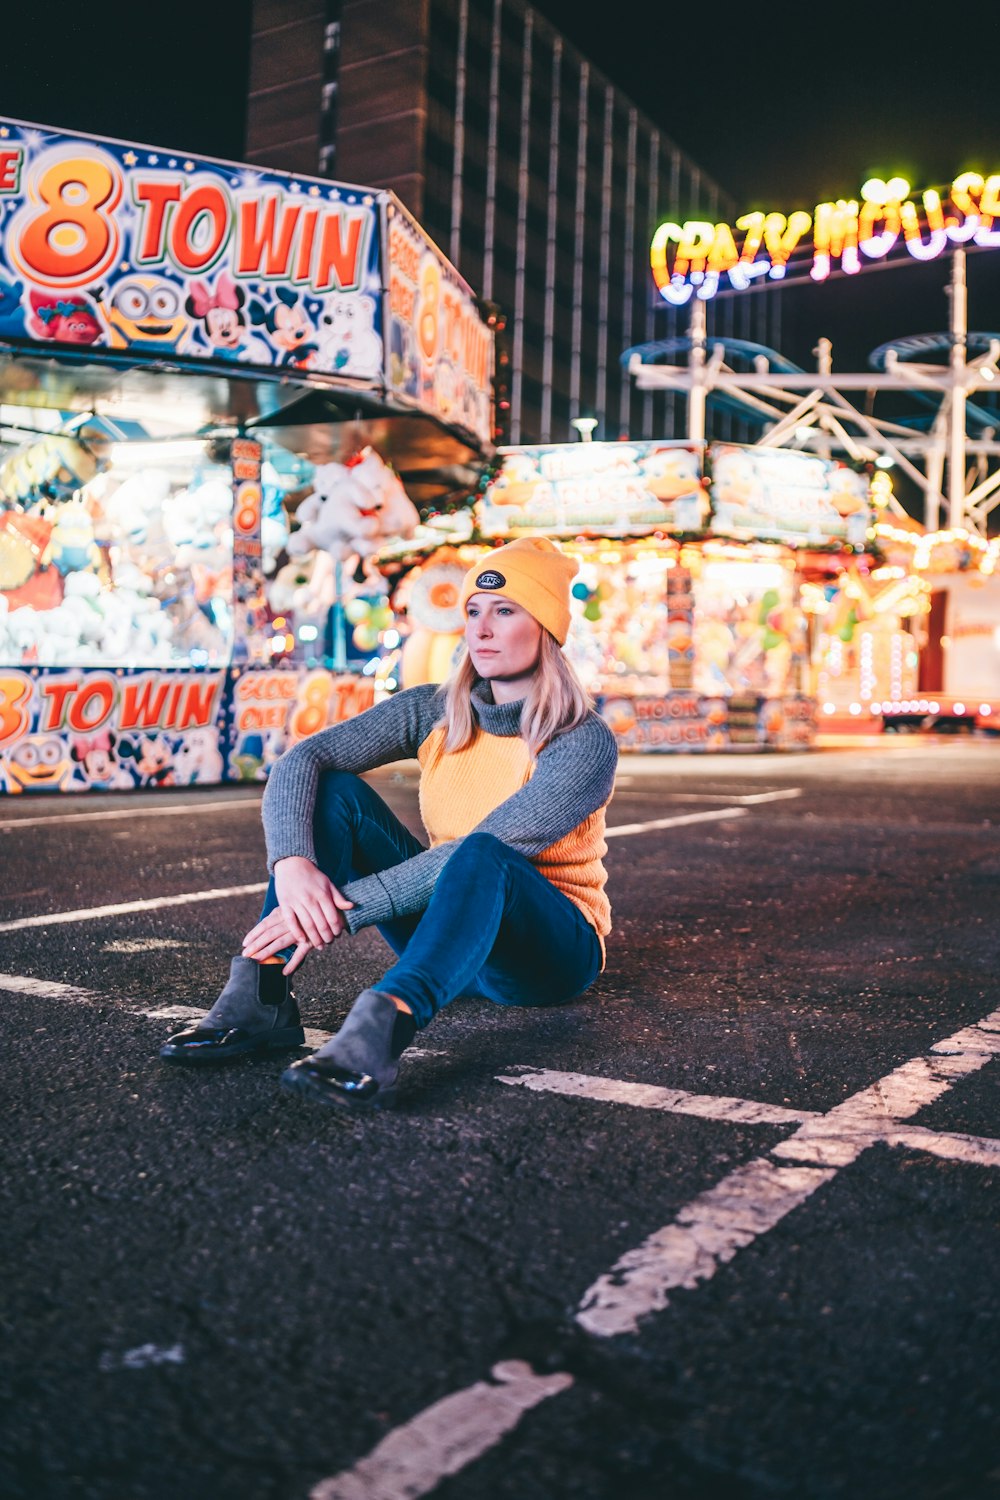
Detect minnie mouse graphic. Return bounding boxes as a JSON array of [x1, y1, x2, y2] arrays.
[[185, 273, 247, 354], [70, 729, 133, 789]]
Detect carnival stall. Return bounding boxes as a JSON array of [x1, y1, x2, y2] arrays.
[[862, 516, 1000, 731], [0, 116, 493, 793], [396, 439, 876, 751]]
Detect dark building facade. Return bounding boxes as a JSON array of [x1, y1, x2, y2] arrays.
[[245, 0, 782, 444]]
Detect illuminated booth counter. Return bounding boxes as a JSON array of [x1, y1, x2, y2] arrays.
[[0, 117, 493, 794], [396, 439, 876, 752]]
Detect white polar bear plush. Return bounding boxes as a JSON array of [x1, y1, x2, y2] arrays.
[[172, 726, 225, 785], [317, 293, 384, 380], [287, 448, 419, 563]]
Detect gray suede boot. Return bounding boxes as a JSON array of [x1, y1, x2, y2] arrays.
[[160, 956, 305, 1065], [280, 989, 414, 1109]]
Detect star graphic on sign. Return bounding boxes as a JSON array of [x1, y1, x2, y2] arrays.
[[309, 185, 320, 197], [363, 195, 373, 206], [183, 160, 194, 171], [330, 189, 340, 200], [149, 155, 159, 165], [123, 151, 137, 166], [120, 262, 130, 272], [0, 127, 10, 138], [168, 158, 177, 168], [290, 182, 301, 193]]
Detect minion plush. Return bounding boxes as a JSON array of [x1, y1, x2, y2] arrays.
[[99, 275, 190, 353]]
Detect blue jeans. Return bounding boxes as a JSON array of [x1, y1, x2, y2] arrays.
[[259, 770, 602, 1029]]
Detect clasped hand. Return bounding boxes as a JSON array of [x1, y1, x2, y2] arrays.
[[241, 856, 354, 974]]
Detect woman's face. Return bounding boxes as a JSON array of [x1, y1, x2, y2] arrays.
[[465, 593, 543, 699]]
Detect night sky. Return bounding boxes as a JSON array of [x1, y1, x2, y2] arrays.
[[1, 0, 999, 374]]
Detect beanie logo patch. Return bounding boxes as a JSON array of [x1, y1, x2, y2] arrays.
[[475, 570, 506, 590]]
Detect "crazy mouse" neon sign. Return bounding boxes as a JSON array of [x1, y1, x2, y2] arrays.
[[650, 173, 1000, 303]]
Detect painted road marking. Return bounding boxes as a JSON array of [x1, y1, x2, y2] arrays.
[[311, 1006, 1000, 1498], [576, 1010, 1000, 1336], [605, 806, 749, 838], [142, 1003, 333, 1051], [0, 883, 268, 933], [98, 1342, 185, 1372], [0, 976, 446, 1059], [499, 1067, 819, 1125], [0, 973, 100, 1001], [0, 798, 260, 831], [310, 1362, 574, 1500], [613, 788, 803, 805], [0, 799, 768, 931], [0, 788, 800, 832], [499, 1067, 1000, 1169]]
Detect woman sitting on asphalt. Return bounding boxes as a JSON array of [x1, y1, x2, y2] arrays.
[[160, 537, 618, 1111]]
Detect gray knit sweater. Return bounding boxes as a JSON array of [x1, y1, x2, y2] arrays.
[[261, 683, 618, 934]]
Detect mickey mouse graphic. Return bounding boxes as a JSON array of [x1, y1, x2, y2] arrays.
[[246, 286, 318, 368]]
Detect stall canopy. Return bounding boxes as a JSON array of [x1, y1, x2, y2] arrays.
[[0, 117, 495, 504]]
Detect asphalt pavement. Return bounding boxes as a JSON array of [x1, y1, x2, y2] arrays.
[[1, 737, 998, 1500]]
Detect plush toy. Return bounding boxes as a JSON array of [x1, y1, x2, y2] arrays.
[[0, 510, 56, 608], [162, 477, 233, 569], [6, 605, 47, 662], [50, 500, 101, 575], [0, 433, 105, 507], [287, 448, 419, 564], [267, 551, 336, 618], [398, 552, 467, 687], [99, 469, 172, 557]]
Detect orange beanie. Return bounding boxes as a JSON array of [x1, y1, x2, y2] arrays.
[[459, 537, 579, 645]]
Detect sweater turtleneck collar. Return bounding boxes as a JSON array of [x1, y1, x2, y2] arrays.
[[471, 682, 524, 736]]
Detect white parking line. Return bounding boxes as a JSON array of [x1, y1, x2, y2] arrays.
[[624, 788, 803, 806], [499, 1068, 818, 1125], [141, 1003, 333, 1051], [0, 798, 260, 831], [311, 1005, 1000, 1498], [0, 787, 800, 833], [310, 1362, 574, 1500], [0, 972, 99, 1000], [0, 975, 445, 1059], [0, 799, 765, 932], [499, 1067, 1000, 1169], [578, 1011, 1000, 1336], [605, 806, 749, 838], [0, 883, 268, 933]]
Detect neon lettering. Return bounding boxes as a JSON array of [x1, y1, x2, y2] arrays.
[[651, 171, 1000, 299]]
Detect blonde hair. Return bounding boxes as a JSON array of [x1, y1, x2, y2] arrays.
[[438, 629, 591, 760]]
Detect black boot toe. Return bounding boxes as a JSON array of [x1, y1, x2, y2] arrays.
[[280, 1054, 396, 1109], [160, 1022, 305, 1065]]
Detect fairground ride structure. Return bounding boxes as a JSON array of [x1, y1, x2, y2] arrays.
[[624, 249, 1000, 539]]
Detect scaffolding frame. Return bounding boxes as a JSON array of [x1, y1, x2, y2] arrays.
[[627, 250, 1000, 536]]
